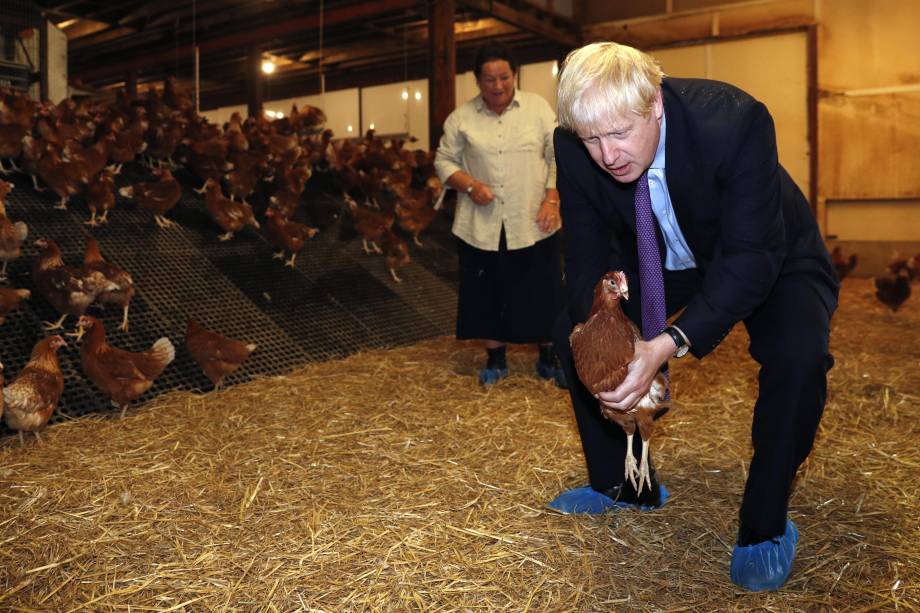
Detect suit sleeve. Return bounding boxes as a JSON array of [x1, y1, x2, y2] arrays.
[[555, 128, 621, 325], [674, 101, 786, 358]]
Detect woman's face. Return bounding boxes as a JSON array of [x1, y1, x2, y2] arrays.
[[477, 60, 515, 114]]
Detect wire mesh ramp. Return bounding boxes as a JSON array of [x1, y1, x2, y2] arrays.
[[0, 165, 459, 432]]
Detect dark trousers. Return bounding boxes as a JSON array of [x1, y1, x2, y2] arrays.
[[553, 268, 836, 540]]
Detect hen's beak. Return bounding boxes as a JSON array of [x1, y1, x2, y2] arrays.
[[621, 289, 630, 300]]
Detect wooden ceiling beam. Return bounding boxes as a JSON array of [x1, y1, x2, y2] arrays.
[[72, 0, 423, 82], [456, 0, 579, 47]]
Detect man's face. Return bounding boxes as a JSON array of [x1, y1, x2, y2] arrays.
[[477, 60, 515, 113], [576, 89, 663, 184]]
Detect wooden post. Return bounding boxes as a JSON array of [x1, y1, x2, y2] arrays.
[[39, 19, 49, 101], [428, 0, 455, 151], [247, 46, 263, 119]]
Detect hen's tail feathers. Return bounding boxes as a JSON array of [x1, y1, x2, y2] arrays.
[[151, 337, 176, 366]]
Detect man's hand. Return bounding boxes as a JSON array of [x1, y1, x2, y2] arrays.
[[536, 198, 561, 233], [596, 334, 674, 411]]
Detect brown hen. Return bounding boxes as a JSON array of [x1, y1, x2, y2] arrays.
[[569, 271, 669, 493], [32, 238, 112, 334], [0, 181, 28, 279], [118, 168, 182, 228], [2, 335, 67, 444], [83, 237, 135, 331], [202, 178, 260, 241], [185, 317, 257, 390], [77, 315, 175, 418], [0, 287, 30, 324], [263, 208, 318, 268]]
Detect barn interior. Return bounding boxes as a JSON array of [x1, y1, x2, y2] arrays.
[[0, 0, 918, 610]]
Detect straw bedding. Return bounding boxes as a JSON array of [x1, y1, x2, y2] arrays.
[[0, 278, 917, 611]]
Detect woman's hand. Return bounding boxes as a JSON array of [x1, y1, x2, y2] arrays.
[[536, 197, 561, 232], [469, 180, 496, 206], [596, 334, 673, 411]]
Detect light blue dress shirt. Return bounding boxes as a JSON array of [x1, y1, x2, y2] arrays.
[[648, 114, 696, 270]]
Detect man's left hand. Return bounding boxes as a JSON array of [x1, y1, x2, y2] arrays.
[[596, 335, 673, 411]]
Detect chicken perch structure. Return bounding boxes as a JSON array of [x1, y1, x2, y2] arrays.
[[569, 271, 670, 494]]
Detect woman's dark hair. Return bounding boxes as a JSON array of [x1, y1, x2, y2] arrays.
[[473, 43, 518, 79]]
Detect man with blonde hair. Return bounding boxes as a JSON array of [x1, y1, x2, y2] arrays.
[[548, 42, 839, 592]]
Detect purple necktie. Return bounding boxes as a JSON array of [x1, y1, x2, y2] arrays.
[[634, 170, 670, 399], [634, 170, 666, 342]]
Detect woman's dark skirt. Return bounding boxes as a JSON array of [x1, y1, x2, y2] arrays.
[[456, 230, 564, 344]]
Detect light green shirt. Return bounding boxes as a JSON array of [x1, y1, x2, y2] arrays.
[[435, 89, 557, 251]]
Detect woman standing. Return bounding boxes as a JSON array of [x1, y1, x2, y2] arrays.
[[435, 43, 565, 387]]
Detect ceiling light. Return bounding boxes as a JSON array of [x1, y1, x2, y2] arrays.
[[401, 89, 409, 101], [551, 61, 559, 77], [414, 90, 422, 101], [261, 60, 276, 74]]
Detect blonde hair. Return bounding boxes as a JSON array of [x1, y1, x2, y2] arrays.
[[556, 42, 664, 134]]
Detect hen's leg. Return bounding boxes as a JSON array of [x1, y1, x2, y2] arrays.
[[285, 253, 297, 268], [636, 438, 651, 495], [389, 267, 402, 283], [120, 304, 130, 332], [218, 231, 234, 241], [624, 433, 639, 490], [272, 251, 285, 260]]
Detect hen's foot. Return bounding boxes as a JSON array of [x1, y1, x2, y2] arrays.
[[218, 232, 234, 241], [272, 251, 285, 260], [42, 314, 68, 331], [285, 254, 297, 268], [389, 268, 402, 283]]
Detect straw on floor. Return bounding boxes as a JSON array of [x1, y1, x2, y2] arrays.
[[1, 277, 917, 611]]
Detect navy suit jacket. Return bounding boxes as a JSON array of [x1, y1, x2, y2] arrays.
[[555, 77, 837, 358]]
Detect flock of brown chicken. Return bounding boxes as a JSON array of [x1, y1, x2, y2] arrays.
[[831, 246, 917, 312], [0, 77, 444, 441]]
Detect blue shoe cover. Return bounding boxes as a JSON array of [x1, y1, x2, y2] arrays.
[[478, 367, 508, 386], [730, 519, 799, 592], [546, 483, 669, 514], [536, 361, 568, 389]]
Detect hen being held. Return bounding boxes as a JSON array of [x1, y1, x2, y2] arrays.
[[569, 271, 670, 494], [77, 315, 175, 418], [2, 335, 67, 445], [185, 317, 257, 390]]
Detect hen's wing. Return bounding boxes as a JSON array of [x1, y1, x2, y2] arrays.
[[570, 311, 639, 395]]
